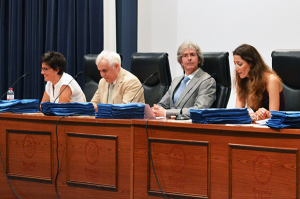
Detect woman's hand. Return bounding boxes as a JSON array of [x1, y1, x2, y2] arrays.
[[255, 108, 271, 120]]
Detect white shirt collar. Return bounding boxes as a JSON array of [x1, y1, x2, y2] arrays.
[[53, 72, 64, 88], [184, 68, 199, 85]]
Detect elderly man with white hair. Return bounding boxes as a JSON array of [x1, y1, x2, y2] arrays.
[[90, 50, 145, 109]]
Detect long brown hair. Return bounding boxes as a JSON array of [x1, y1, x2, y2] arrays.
[[233, 44, 276, 111]]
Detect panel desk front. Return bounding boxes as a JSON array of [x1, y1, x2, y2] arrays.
[[2, 113, 300, 199], [132, 119, 300, 199], [0, 113, 133, 199]]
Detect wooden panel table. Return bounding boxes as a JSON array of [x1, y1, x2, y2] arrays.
[[2, 113, 300, 199], [0, 113, 133, 199], [132, 119, 300, 199]]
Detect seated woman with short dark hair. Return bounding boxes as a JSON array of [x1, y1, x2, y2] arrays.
[[41, 51, 86, 103]]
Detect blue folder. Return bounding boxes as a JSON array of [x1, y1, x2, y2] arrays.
[[96, 103, 145, 119], [266, 111, 300, 129], [190, 108, 251, 124], [0, 99, 40, 113], [41, 102, 95, 116]]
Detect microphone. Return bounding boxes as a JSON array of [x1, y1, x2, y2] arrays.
[[130, 71, 158, 103], [53, 71, 83, 103], [1, 72, 30, 100]]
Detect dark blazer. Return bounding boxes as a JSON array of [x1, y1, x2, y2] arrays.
[[157, 68, 216, 117]]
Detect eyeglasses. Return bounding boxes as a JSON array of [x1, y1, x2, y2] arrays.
[[41, 67, 51, 72]]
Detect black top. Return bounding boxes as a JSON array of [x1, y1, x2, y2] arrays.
[[261, 89, 285, 111]]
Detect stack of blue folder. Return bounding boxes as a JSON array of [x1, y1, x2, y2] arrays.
[[41, 102, 95, 116], [0, 99, 39, 113], [266, 111, 300, 129], [190, 108, 252, 124], [95, 103, 145, 119], [95, 103, 113, 118]]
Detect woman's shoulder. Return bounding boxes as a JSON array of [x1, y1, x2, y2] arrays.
[[266, 73, 282, 91], [61, 72, 76, 83], [266, 73, 281, 84], [62, 72, 71, 79]]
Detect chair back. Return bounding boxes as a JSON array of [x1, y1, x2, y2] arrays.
[[131, 52, 172, 107], [202, 52, 231, 108], [83, 54, 101, 102], [272, 50, 300, 111]]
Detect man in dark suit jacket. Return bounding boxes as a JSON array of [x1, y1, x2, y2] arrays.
[[151, 41, 216, 118]]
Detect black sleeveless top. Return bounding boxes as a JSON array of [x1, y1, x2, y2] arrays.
[[261, 89, 285, 111]]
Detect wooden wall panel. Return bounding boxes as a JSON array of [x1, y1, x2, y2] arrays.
[[0, 114, 58, 199], [229, 144, 298, 199], [66, 133, 117, 189], [6, 130, 52, 182], [148, 138, 209, 198], [56, 120, 132, 199]]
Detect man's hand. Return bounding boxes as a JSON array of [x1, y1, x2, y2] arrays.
[[151, 104, 166, 117]]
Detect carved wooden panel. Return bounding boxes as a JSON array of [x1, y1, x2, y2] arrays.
[[148, 138, 209, 198], [229, 144, 298, 199], [6, 130, 52, 182], [66, 133, 117, 190]]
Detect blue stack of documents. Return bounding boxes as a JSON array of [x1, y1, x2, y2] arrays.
[[96, 103, 145, 119], [266, 111, 300, 129], [95, 103, 113, 118], [0, 99, 39, 113], [41, 102, 95, 116], [190, 108, 251, 124]]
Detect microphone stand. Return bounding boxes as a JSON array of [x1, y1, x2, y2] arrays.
[[53, 72, 83, 103], [1, 73, 30, 100], [130, 71, 158, 103]]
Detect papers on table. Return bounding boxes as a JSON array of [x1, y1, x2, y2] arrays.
[[0, 99, 39, 113], [190, 108, 252, 124], [41, 102, 95, 116], [254, 118, 269, 125], [95, 103, 145, 119], [266, 111, 300, 129]]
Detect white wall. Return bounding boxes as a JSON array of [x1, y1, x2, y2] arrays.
[[103, 0, 116, 51], [138, 0, 300, 108]]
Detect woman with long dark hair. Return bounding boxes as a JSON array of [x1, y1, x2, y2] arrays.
[[233, 44, 285, 121]]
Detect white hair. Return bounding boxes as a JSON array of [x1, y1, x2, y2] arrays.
[[95, 50, 121, 69]]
